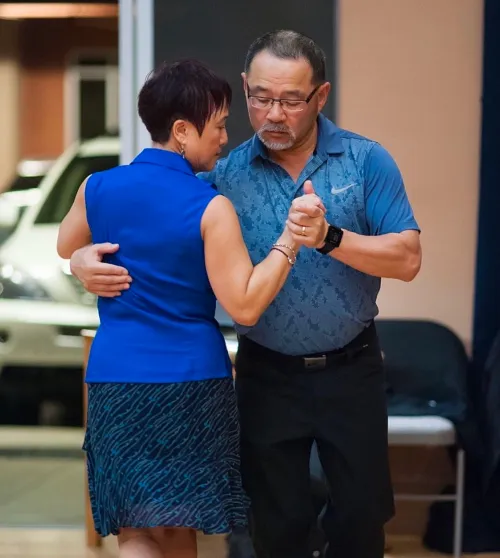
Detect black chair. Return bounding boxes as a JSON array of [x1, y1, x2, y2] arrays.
[[376, 319, 469, 558]]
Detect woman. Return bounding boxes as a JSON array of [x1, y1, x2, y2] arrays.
[[57, 60, 311, 558]]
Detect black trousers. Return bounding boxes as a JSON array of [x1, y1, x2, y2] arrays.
[[235, 323, 394, 558]]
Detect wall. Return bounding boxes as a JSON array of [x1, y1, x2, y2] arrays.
[[18, 17, 118, 159], [0, 20, 20, 192], [337, 0, 484, 537], [337, 0, 484, 353]]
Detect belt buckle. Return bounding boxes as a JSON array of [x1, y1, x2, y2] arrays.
[[303, 355, 327, 371]]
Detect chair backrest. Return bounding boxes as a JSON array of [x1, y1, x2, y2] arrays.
[[375, 319, 468, 415]]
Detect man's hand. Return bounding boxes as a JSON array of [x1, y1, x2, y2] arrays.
[[70, 243, 132, 297], [286, 180, 328, 248]]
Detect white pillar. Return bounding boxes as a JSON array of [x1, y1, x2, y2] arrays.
[[118, 0, 154, 165], [135, 0, 154, 154]]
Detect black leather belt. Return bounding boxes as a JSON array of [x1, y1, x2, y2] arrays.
[[238, 321, 376, 372]]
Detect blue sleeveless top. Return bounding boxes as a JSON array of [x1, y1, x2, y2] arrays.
[[84, 148, 232, 384]]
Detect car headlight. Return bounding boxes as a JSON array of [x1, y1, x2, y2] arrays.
[[0, 263, 52, 301]]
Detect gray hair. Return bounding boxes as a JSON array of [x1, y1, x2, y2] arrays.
[[244, 30, 326, 84]]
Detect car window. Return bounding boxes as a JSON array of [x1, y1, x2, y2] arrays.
[[35, 154, 118, 224], [8, 175, 44, 192]]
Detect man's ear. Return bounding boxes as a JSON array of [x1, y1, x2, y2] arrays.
[[241, 72, 247, 93], [317, 82, 331, 112]]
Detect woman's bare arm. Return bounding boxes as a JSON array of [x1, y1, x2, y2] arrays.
[[202, 195, 302, 327], [57, 178, 91, 259]]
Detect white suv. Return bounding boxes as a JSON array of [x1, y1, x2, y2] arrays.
[[0, 158, 54, 245]]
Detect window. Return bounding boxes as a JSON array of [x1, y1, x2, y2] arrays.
[[65, 51, 119, 144], [8, 175, 44, 193], [35, 154, 119, 225]]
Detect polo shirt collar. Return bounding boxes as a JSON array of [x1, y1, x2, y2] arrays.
[[249, 113, 345, 162], [132, 148, 195, 176]]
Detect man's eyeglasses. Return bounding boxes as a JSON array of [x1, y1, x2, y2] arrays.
[[246, 84, 321, 113]]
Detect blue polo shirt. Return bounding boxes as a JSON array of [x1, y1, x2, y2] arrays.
[[200, 114, 419, 355]]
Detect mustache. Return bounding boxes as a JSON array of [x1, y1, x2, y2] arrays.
[[259, 124, 293, 135]]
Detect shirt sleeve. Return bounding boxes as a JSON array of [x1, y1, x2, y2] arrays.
[[364, 143, 420, 235]]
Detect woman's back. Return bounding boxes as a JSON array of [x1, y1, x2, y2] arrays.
[[85, 148, 231, 383]]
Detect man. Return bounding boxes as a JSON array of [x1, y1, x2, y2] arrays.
[[71, 30, 421, 558]]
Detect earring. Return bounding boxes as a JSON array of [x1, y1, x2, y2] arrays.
[[180, 144, 186, 158]]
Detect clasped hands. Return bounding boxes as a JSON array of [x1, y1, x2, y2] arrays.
[[287, 180, 328, 249]]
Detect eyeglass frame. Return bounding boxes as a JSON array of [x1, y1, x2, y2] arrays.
[[246, 84, 322, 112]]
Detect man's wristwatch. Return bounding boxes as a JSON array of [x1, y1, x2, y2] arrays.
[[316, 223, 343, 255]]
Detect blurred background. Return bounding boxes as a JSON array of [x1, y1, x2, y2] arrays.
[[0, 0, 498, 556]]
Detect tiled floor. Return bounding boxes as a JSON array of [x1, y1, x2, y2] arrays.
[[0, 457, 84, 526], [0, 450, 500, 557], [1, 529, 500, 558]]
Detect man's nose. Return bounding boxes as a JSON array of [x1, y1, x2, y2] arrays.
[[266, 101, 286, 123]]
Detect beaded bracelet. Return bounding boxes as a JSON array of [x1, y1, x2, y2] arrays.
[[271, 246, 296, 266], [273, 243, 297, 260]]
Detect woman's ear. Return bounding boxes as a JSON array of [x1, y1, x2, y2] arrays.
[[171, 119, 188, 146]]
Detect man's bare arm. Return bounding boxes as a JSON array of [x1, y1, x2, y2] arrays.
[[287, 190, 421, 282]]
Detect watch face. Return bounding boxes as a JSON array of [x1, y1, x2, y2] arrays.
[[326, 226, 343, 246], [317, 224, 343, 254]]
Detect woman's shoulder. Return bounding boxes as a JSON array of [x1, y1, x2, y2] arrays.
[[196, 174, 218, 194], [87, 163, 127, 185]]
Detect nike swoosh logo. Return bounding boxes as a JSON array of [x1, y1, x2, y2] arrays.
[[331, 183, 356, 195]]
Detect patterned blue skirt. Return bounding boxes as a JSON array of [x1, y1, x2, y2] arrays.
[[83, 379, 249, 536]]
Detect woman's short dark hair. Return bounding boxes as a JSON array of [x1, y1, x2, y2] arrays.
[[138, 59, 232, 144], [244, 30, 326, 85]]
